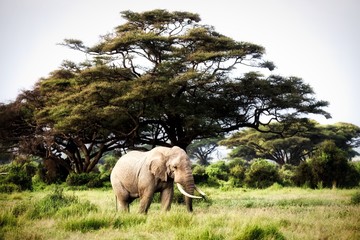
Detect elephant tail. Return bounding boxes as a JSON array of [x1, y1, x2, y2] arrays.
[[115, 195, 118, 212]]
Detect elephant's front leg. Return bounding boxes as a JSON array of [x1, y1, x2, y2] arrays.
[[138, 187, 155, 214], [160, 187, 174, 211]]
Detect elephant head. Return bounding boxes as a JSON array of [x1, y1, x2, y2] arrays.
[[148, 146, 206, 212]]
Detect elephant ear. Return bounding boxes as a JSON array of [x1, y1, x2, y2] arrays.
[[148, 153, 168, 182]]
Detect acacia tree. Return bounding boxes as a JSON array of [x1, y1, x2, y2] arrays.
[[2, 9, 330, 175], [0, 90, 40, 158], [61, 10, 329, 148], [32, 66, 140, 174], [187, 138, 221, 165], [221, 121, 360, 165]]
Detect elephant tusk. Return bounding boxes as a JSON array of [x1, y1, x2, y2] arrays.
[[176, 183, 202, 199], [195, 185, 206, 196]]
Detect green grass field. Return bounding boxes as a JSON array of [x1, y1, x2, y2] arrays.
[[1, 186, 360, 240]]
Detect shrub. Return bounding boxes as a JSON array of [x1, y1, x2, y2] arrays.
[[278, 164, 296, 187], [192, 164, 208, 183], [31, 174, 47, 191], [66, 173, 92, 186], [0, 183, 21, 193], [344, 162, 360, 188], [98, 154, 118, 173], [350, 191, 360, 205], [236, 224, 285, 240], [309, 141, 350, 188], [27, 187, 78, 219], [228, 159, 247, 187], [11, 202, 29, 217], [245, 159, 280, 188], [306, 141, 359, 188], [292, 162, 314, 188], [292, 142, 360, 189], [66, 172, 104, 188], [0, 159, 37, 191], [205, 161, 230, 181]]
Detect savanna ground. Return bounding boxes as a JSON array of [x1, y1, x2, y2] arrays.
[[1, 186, 360, 240]]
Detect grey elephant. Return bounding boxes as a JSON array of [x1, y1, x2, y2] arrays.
[[110, 146, 206, 213]]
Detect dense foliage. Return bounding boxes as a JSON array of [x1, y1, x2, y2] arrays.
[[221, 121, 360, 165], [0, 9, 330, 176], [0, 140, 359, 192], [293, 141, 360, 188]]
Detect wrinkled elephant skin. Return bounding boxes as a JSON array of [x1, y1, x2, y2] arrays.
[[110, 146, 205, 213]]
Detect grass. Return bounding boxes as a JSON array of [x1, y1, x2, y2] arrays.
[[0, 187, 359, 239]]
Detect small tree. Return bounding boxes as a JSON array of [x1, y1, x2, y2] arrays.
[[205, 161, 230, 181], [191, 164, 208, 183], [293, 161, 314, 188], [187, 138, 221, 165], [228, 158, 247, 187], [0, 156, 37, 191], [309, 140, 349, 188], [245, 159, 280, 188]]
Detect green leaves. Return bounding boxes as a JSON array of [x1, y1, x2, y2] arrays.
[[1, 9, 332, 174], [120, 9, 200, 27], [222, 121, 360, 166]]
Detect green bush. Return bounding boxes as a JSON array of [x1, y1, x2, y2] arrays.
[[192, 164, 209, 183], [11, 202, 29, 217], [292, 141, 360, 189], [0, 183, 21, 193], [98, 154, 118, 173], [344, 162, 360, 188], [66, 173, 92, 186], [66, 172, 105, 188], [279, 164, 296, 187], [292, 162, 314, 188], [228, 159, 247, 187], [236, 224, 285, 240], [0, 160, 36, 191], [350, 191, 360, 205], [309, 141, 349, 188], [245, 159, 280, 188], [27, 187, 79, 219], [205, 161, 230, 181]]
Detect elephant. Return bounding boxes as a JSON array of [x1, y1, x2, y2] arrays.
[[110, 146, 206, 213]]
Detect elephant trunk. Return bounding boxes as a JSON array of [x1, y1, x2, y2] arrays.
[[184, 171, 196, 212], [176, 167, 207, 212]]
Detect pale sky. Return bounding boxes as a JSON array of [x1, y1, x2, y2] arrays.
[[1, 0, 359, 127]]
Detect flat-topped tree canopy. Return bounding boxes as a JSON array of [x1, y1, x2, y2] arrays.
[[1, 9, 330, 174], [58, 9, 330, 150]]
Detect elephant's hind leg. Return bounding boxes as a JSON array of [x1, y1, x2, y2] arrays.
[[113, 184, 131, 212], [116, 196, 130, 212]]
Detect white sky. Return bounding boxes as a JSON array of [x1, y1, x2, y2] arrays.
[[1, 0, 359, 127]]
